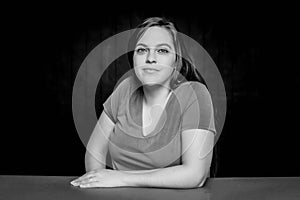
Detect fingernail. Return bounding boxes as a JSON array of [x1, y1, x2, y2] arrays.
[[71, 181, 79, 186]]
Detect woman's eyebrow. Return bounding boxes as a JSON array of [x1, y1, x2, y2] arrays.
[[136, 43, 173, 49]]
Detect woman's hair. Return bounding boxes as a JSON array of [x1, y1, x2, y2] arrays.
[[127, 17, 218, 177], [127, 17, 206, 89]]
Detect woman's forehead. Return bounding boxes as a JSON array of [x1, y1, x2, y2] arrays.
[[137, 26, 174, 48]]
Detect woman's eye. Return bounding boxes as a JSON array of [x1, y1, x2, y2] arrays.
[[136, 48, 147, 54], [157, 49, 169, 54]]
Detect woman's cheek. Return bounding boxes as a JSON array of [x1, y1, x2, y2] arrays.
[[133, 55, 145, 67]]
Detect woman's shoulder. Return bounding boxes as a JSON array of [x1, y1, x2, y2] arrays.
[[173, 81, 211, 109], [115, 76, 132, 89], [112, 76, 132, 96], [174, 81, 208, 98]]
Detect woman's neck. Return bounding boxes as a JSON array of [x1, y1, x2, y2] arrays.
[[142, 84, 171, 107]]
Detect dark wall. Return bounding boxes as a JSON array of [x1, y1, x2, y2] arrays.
[[2, 7, 299, 177]]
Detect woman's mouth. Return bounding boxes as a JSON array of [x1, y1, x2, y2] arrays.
[[143, 68, 159, 74]]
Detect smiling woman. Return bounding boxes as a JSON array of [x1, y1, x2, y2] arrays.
[[133, 26, 176, 95], [71, 17, 216, 189]]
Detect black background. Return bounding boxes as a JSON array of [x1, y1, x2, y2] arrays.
[[1, 4, 299, 177]]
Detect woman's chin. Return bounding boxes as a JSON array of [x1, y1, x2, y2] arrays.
[[142, 81, 160, 87], [138, 76, 160, 85]]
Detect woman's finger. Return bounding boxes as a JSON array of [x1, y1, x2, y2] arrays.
[[79, 181, 101, 188], [78, 173, 95, 182], [77, 177, 97, 185], [71, 176, 95, 186], [70, 177, 82, 186], [71, 171, 96, 185]]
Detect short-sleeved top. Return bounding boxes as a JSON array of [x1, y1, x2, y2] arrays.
[[103, 75, 215, 171]]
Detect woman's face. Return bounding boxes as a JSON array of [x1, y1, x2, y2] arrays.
[[133, 26, 176, 88]]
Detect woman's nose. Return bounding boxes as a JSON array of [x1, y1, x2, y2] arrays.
[[146, 50, 157, 64]]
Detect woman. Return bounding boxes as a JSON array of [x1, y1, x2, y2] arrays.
[[71, 17, 216, 188]]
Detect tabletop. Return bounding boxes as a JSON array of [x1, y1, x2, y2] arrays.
[[1, 175, 300, 200]]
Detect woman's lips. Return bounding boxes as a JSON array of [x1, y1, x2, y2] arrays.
[[143, 67, 159, 71], [143, 68, 159, 73]]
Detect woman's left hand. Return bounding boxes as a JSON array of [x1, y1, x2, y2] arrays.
[[70, 169, 127, 188]]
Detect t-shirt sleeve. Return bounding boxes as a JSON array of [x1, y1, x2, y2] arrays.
[[102, 78, 129, 124], [181, 82, 216, 135]]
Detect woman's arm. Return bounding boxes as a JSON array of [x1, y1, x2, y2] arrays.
[[121, 164, 203, 188], [85, 111, 115, 172], [120, 129, 214, 188], [74, 129, 214, 188]]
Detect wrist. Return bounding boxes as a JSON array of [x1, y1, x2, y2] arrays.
[[118, 171, 137, 187]]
